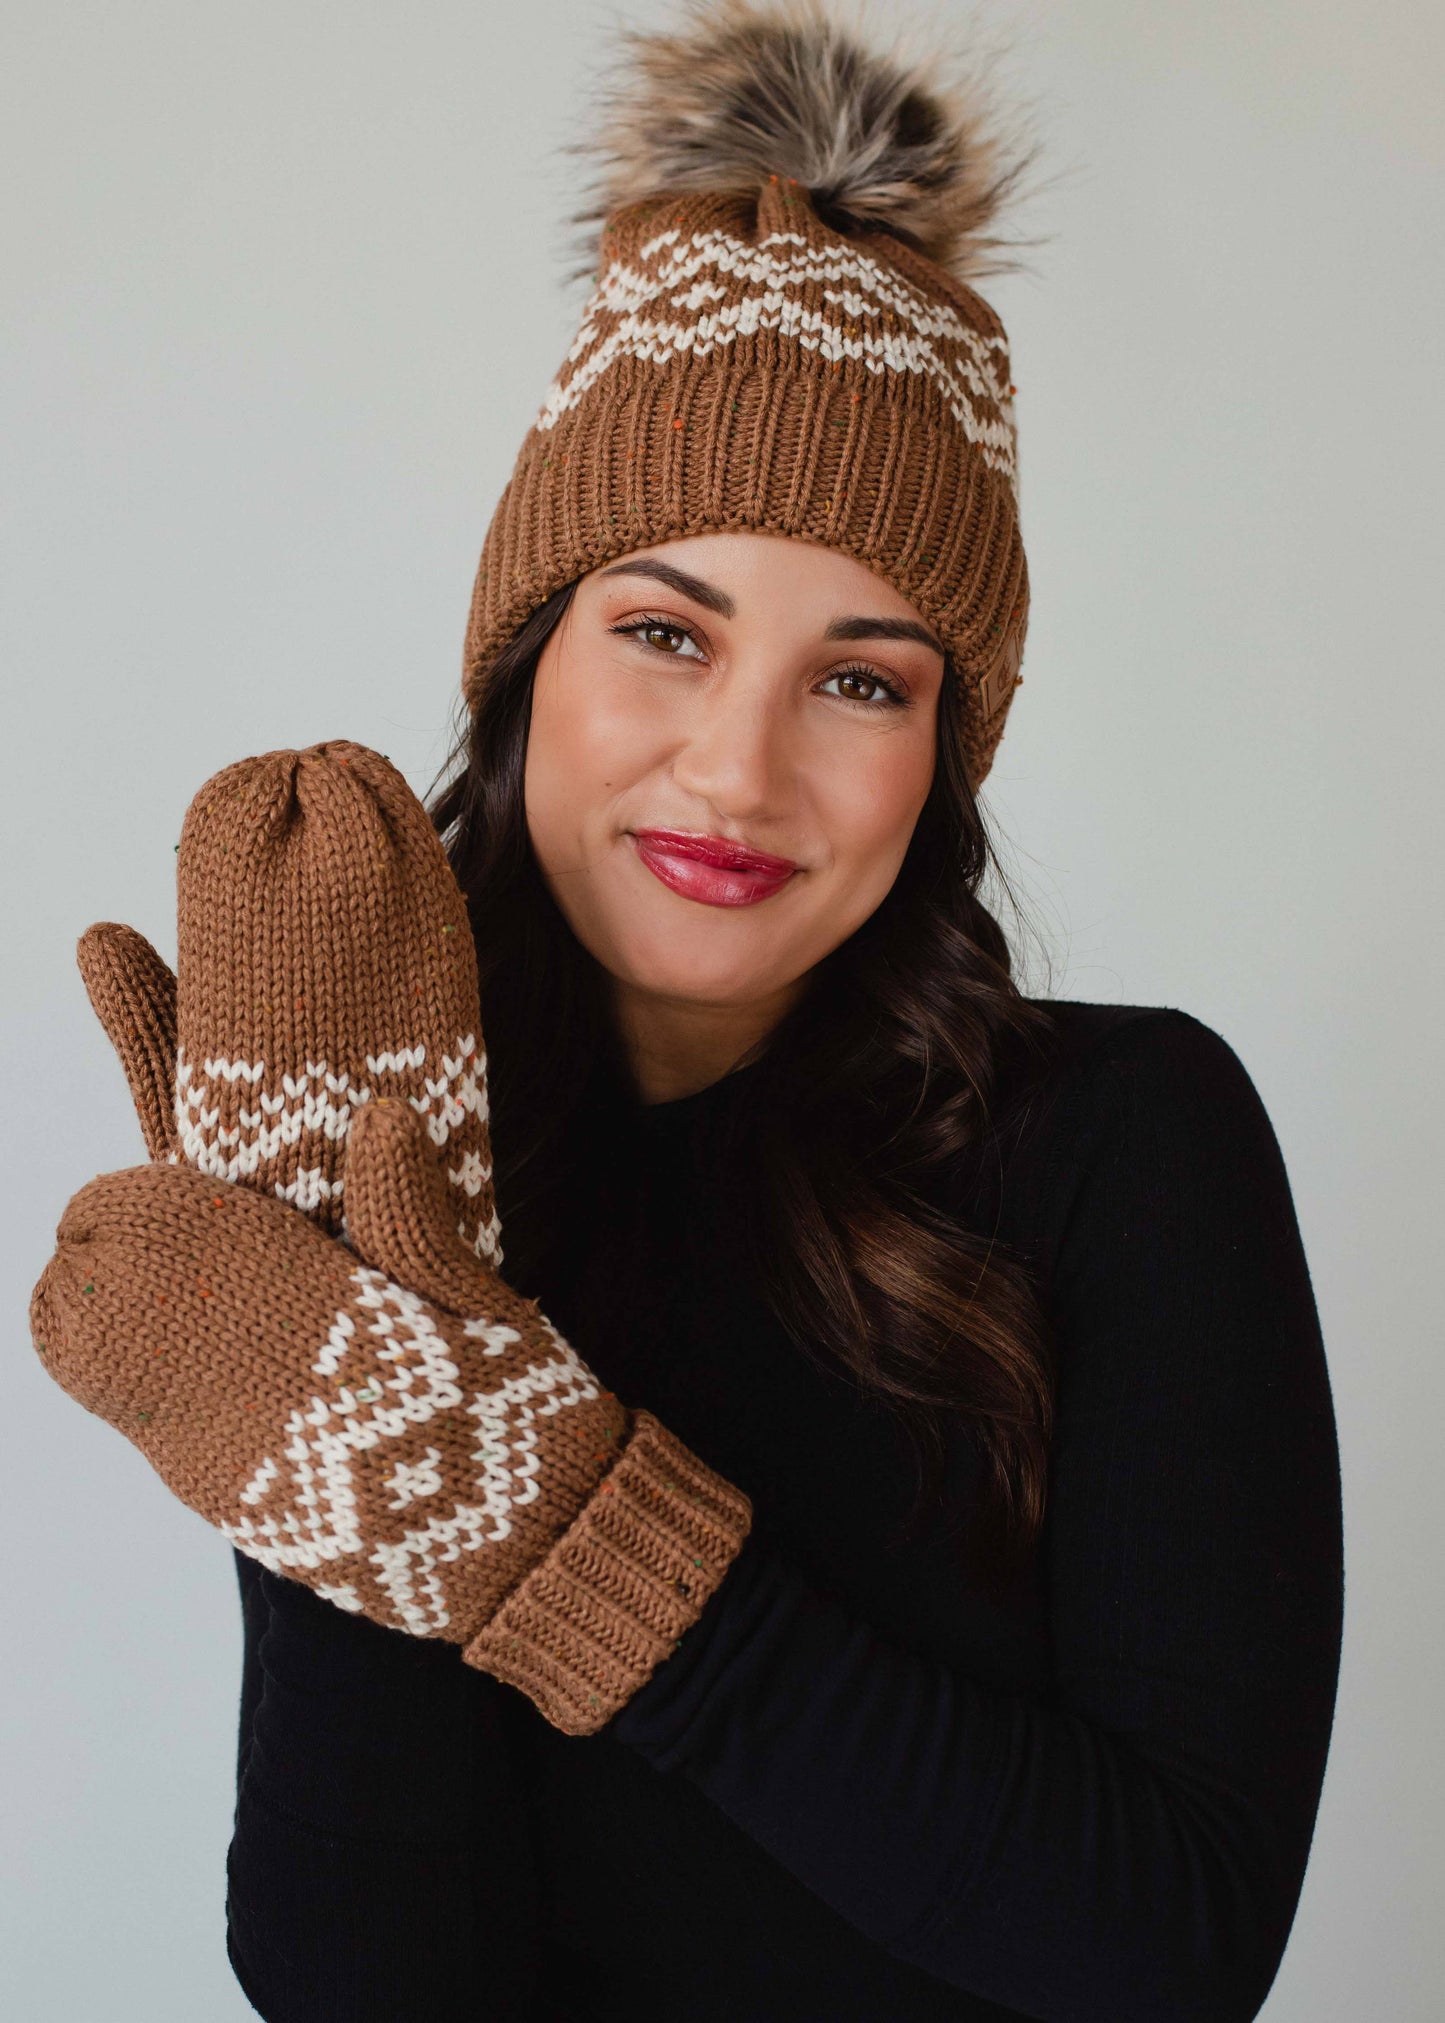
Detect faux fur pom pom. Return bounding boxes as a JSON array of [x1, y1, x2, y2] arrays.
[[572, 0, 1038, 285]]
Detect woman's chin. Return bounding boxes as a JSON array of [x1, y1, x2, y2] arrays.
[[599, 909, 803, 1006], [617, 950, 799, 1008]]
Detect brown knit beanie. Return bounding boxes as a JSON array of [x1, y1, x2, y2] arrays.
[[462, 0, 1038, 790]]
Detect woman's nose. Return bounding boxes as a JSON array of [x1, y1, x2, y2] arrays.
[[668, 675, 792, 818]]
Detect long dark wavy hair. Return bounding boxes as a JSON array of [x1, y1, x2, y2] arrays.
[[430, 579, 1063, 1596]]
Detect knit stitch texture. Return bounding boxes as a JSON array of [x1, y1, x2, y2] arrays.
[[32, 742, 752, 1733]]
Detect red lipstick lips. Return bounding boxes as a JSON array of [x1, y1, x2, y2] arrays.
[[635, 829, 796, 874], [631, 828, 798, 908]]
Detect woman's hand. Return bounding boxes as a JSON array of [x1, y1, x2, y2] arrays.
[[33, 1097, 746, 1733], [30, 739, 750, 1734]]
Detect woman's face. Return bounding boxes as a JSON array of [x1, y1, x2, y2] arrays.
[[524, 530, 946, 1045]]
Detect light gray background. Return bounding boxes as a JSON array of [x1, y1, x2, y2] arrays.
[[4, 2, 1441, 2016]]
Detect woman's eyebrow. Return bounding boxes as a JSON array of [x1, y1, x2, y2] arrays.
[[825, 614, 945, 656], [596, 558, 736, 617], [595, 560, 941, 656]]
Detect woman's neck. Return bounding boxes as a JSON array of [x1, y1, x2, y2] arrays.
[[609, 973, 804, 1105]]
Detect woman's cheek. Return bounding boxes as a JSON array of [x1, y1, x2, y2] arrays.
[[815, 738, 928, 881], [526, 672, 613, 862]]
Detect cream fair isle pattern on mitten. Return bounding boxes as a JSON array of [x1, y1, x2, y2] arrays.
[[32, 742, 752, 1734]]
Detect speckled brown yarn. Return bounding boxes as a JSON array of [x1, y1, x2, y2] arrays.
[[463, 179, 1029, 789]]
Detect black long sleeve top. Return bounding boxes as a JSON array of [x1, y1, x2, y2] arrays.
[[224, 1000, 1344, 2023]]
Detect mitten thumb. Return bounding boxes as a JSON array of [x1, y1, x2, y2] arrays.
[[343, 1096, 506, 1316], [77, 923, 178, 1162]]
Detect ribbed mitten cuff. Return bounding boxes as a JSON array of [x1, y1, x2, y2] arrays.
[[462, 1409, 754, 1736]]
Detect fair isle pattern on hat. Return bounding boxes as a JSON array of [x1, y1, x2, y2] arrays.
[[536, 220, 1020, 490], [171, 1034, 501, 1262]]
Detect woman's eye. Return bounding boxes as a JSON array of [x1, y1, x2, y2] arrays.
[[820, 667, 908, 709], [611, 623, 906, 709], [614, 619, 706, 660]]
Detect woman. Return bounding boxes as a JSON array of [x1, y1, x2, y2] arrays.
[[32, 5, 1343, 2019]]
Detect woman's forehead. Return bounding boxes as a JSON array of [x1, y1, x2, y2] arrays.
[[588, 530, 938, 631]]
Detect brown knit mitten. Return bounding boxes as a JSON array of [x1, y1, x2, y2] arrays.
[[77, 740, 500, 1256], [31, 742, 752, 1735]]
